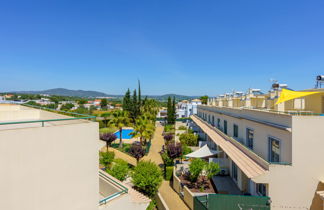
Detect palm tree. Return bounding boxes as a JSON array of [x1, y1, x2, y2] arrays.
[[101, 112, 111, 127], [109, 110, 130, 148], [132, 115, 152, 145]]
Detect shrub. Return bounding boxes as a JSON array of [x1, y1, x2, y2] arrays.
[[108, 159, 129, 181], [179, 133, 198, 146], [161, 152, 174, 166], [129, 142, 145, 163], [165, 166, 173, 181], [189, 158, 206, 182], [178, 125, 187, 130], [167, 143, 182, 160], [164, 124, 174, 133], [146, 200, 156, 210], [182, 145, 193, 156], [100, 127, 117, 134], [100, 132, 117, 151], [99, 151, 115, 169], [164, 133, 173, 142], [205, 162, 220, 179], [132, 161, 162, 197]]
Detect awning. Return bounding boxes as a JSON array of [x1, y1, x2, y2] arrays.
[[191, 115, 268, 179], [275, 88, 320, 105], [185, 144, 219, 158]]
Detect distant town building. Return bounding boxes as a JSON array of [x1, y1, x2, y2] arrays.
[[176, 99, 202, 118]]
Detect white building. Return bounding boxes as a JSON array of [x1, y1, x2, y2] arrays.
[[177, 99, 202, 118], [192, 86, 324, 210], [0, 104, 150, 210]]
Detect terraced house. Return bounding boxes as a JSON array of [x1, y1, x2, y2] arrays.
[[192, 86, 324, 210]]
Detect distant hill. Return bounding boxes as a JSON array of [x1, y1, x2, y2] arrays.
[[12, 88, 116, 98], [9, 88, 199, 100]]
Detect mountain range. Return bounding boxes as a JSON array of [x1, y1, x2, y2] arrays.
[[9, 88, 198, 100]]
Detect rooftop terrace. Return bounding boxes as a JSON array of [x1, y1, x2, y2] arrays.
[[0, 104, 95, 130]]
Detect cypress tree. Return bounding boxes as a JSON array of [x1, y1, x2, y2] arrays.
[[131, 89, 138, 122], [167, 96, 172, 124], [172, 97, 176, 123], [122, 88, 131, 112], [138, 80, 141, 114]]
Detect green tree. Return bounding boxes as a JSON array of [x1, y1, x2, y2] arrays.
[[109, 110, 130, 148], [172, 97, 176, 122], [122, 88, 131, 112], [78, 99, 87, 105], [166, 96, 173, 124], [61, 103, 74, 110], [132, 115, 153, 145], [205, 162, 220, 179], [108, 159, 129, 181], [138, 80, 142, 115], [99, 151, 115, 169], [189, 158, 206, 182], [200, 95, 208, 105], [100, 99, 108, 109], [131, 161, 162, 197], [130, 89, 138, 122], [101, 112, 111, 127], [179, 133, 198, 146]]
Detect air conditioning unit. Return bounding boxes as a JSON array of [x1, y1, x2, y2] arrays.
[[219, 168, 229, 176]]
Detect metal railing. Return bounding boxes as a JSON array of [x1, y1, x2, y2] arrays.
[[0, 104, 96, 127], [99, 170, 128, 205]]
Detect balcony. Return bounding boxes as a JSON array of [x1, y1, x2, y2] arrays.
[[191, 115, 269, 179]]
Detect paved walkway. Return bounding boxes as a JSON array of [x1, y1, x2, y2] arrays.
[[144, 124, 189, 210]]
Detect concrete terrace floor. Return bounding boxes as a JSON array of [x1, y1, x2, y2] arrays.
[[99, 123, 189, 210]]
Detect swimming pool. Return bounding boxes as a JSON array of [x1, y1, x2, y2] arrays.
[[114, 129, 134, 139]]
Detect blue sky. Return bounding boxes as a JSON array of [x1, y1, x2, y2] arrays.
[[0, 0, 324, 96]]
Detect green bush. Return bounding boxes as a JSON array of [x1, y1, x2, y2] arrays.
[[188, 128, 194, 134], [108, 159, 129, 181], [178, 125, 187, 130], [98, 120, 107, 129], [182, 145, 193, 156], [161, 152, 174, 166], [132, 161, 162, 197], [189, 158, 206, 182], [179, 133, 198, 146], [100, 127, 117, 134], [165, 166, 173, 181], [146, 200, 156, 210], [206, 162, 221, 179], [99, 151, 115, 168], [164, 124, 175, 133]]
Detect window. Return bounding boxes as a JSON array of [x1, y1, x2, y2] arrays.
[[217, 118, 220, 129], [269, 137, 280, 162], [212, 116, 215, 126], [246, 128, 254, 150], [256, 184, 267, 196], [232, 162, 238, 181], [233, 124, 239, 138], [224, 120, 228, 134]]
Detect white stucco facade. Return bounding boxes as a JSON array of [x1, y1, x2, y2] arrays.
[[0, 104, 99, 210]]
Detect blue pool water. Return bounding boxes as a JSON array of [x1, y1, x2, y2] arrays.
[[114, 129, 134, 139]]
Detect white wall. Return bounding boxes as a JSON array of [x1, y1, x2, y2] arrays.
[[0, 121, 99, 210]]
